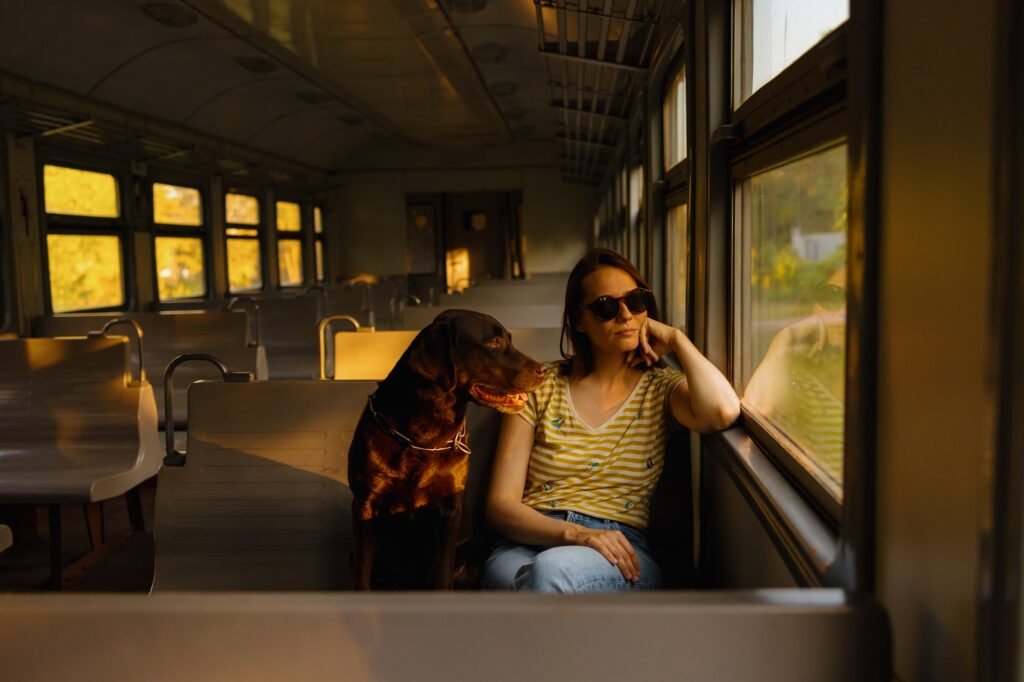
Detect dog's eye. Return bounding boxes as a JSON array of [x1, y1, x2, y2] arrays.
[[486, 337, 503, 349]]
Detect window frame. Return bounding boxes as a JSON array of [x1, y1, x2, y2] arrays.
[[274, 197, 306, 289], [659, 40, 695, 335], [37, 152, 133, 314], [150, 174, 211, 303], [224, 187, 267, 295], [696, 0, 880, 591]]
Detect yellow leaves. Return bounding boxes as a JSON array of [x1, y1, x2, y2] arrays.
[[46, 234, 123, 312], [153, 183, 202, 226], [43, 165, 119, 218]]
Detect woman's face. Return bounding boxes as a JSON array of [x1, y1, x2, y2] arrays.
[[576, 266, 647, 356]]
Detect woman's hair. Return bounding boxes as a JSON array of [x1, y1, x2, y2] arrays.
[[559, 247, 662, 379]]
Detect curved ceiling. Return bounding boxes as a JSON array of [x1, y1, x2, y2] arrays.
[[0, 0, 665, 181]]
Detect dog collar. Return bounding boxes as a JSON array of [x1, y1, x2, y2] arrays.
[[367, 393, 471, 455]]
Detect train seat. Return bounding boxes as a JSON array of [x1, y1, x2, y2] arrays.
[[32, 311, 268, 429], [327, 327, 562, 381], [400, 303, 564, 330], [0, 337, 161, 504], [0, 337, 162, 586], [440, 277, 567, 306], [152, 377, 375, 591], [239, 294, 323, 380]]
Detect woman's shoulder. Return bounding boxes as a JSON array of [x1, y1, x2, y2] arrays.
[[646, 364, 685, 389]]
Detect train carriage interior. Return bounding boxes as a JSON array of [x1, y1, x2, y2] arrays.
[[0, 0, 1021, 680]]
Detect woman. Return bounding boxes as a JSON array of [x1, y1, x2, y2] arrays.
[[482, 248, 740, 592]]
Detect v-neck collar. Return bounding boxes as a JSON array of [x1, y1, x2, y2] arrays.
[[564, 371, 648, 432]]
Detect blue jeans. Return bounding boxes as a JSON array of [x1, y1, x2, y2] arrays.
[[481, 510, 663, 592]]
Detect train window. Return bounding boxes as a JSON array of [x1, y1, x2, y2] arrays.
[[276, 201, 301, 232], [152, 182, 202, 227], [42, 165, 119, 218], [666, 202, 689, 329], [152, 182, 206, 301], [275, 200, 304, 287], [733, 0, 848, 105], [46, 234, 124, 312], [226, 192, 264, 293], [662, 64, 687, 171], [314, 206, 325, 282], [154, 236, 206, 301], [41, 163, 127, 312], [737, 143, 848, 497]]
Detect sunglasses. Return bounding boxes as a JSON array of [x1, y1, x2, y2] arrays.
[[813, 283, 846, 311], [582, 288, 655, 322]]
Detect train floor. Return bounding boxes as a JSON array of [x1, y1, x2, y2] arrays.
[[0, 478, 157, 592]]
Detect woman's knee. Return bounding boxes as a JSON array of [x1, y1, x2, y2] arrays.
[[521, 546, 619, 593]]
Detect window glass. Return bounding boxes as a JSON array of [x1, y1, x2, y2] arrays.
[[735, 0, 848, 104], [662, 65, 687, 170], [153, 182, 202, 226], [43, 165, 119, 218], [629, 165, 645, 226], [315, 240, 324, 282], [155, 236, 206, 300], [226, 193, 260, 225], [739, 144, 847, 493], [227, 238, 263, 292], [667, 203, 689, 329], [314, 206, 323, 234], [277, 240, 303, 286], [276, 201, 302, 232], [46, 234, 123, 312]]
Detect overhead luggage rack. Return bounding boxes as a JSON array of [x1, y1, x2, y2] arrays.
[[533, 0, 664, 186]]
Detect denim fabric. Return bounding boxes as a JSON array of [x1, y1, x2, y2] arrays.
[[481, 510, 663, 593]]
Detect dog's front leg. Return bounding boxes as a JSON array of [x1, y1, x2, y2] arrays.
[[351, 504, 376, 591], [433, 494, 463, 590]]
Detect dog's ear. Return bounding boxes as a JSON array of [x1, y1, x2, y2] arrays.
[[405, 318, 458, 389]]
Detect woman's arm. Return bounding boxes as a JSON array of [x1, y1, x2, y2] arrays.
[[638, 319, 741, 433], [485, 413, 641, 581]]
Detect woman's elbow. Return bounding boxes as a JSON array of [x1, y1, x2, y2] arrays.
[[700, 398, 741, 433]]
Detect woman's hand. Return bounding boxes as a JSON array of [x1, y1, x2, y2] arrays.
[[564, 525, 641, 582], [631, 318, 680, 367]]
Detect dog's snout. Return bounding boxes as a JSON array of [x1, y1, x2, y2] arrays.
[[535, 364, 548, 377]]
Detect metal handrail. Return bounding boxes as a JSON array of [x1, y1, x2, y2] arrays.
[[87, 318, 146, 385], [317, 315, 361, 380], [162, 353, 253, 467], [388, 294, 421, 330], [227, 296, 262, 347]]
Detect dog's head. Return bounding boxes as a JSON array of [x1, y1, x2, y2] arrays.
[[404, 309, 547, 413]]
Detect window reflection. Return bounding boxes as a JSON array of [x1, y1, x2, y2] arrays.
[[740, 144, 847, 491]]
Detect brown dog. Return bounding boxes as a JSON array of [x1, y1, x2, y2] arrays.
[[348, 309, 546, 590]]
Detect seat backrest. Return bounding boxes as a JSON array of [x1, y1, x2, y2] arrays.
[[401, 304, 563, 330], [0, 337, 161, 503], [33, 311, 266, 428], [332, 327, 562, 380], [249, 296, 321, 349], [152, 379, 376, 591]]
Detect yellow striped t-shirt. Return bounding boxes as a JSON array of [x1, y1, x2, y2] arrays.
[[518, 362, 685, 529]]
